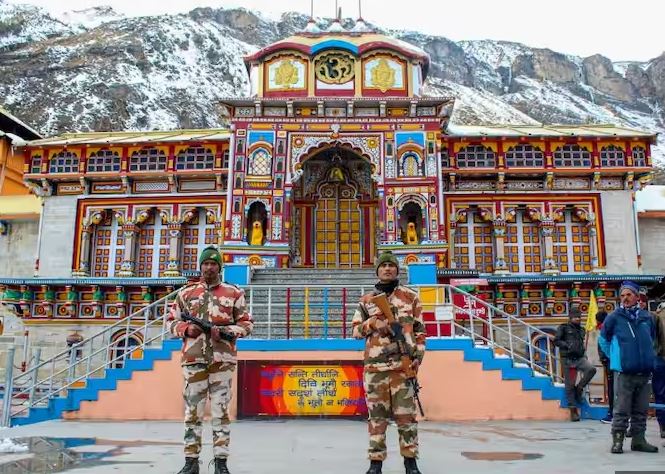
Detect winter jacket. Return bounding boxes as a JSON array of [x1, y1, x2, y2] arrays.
[[554, 322, 586, 360], [599, 306, 655, 374]]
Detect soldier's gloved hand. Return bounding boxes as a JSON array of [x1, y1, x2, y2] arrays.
[[390, 322, 403, 337], [410, 359, 421, 373], [373, 317, 391, 337], [185, 324, 203, 338], [211, 326, 235, 342]]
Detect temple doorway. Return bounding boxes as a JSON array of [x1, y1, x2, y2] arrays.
[[292, 146, 377, 268]]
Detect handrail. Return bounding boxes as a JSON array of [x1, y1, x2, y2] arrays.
[[2, 283, 564, 426]]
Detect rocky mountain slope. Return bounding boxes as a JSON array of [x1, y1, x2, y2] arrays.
[[0, 1, 663, 166]]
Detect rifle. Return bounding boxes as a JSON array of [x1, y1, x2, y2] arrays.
[[370, 292, 425, 417], [181, 312, 236, 342]]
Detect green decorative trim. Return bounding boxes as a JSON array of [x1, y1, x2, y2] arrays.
[[44, 289, 55, 301], [117, 290, 127, 302], [93, 289, 103, 301], [66, 290, 78, 302]]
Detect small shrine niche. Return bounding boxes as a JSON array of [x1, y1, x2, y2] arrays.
[[247, 201, 268, 246], [399, 202, 423, 245]]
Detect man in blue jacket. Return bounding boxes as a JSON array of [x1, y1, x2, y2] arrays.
[[599, 280, 658, 454]]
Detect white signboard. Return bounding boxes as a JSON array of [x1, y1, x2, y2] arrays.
[[435, 304, 454, 321]]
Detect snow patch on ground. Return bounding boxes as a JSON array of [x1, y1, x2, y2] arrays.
[[0, 438, 28, 453]]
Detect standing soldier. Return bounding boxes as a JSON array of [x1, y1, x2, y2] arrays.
[[169, 246, 253, 474], [352, 251, 426, 474]]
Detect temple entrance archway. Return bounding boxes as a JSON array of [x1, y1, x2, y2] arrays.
[[291, 146, 377, 268]]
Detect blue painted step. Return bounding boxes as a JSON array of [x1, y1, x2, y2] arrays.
[[10, 338, 183, 427]]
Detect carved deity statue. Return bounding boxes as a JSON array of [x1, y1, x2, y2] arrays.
[[250, 220, 264, 246]]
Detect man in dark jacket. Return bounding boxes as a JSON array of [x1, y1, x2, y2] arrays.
[[554, 307, 596, 422], [652, 301, 665, 439], [596, 310, 613, 424], [599, 280, 658, 454]]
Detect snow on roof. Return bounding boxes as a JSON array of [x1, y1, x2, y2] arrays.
[[635, 185, 665, 212]]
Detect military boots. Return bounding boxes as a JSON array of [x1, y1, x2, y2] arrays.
[[404, 457, 423, 474], [631, 433, 659, 453], [177, 457, 199, 474], [214, 457, 231, 474], [366, 460, 382, 474], [611, 431, 624, 454]]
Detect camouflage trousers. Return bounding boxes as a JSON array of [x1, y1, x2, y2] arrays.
[[182, 362, 235, 459], [363, 369, 418, 461]]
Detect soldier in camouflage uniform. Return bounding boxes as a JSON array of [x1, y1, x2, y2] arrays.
[[353, 251, 426, 474], [169, 246, 253, 474]]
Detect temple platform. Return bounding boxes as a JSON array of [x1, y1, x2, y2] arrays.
[[1, 419, 663, 473]]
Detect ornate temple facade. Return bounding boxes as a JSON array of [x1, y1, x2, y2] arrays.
[[0, 22, 661, 342]]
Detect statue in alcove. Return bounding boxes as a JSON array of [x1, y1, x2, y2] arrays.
[[399, 201, 424, 245], [406, 221, 419, 244], [246, 201, 268, 246], [250, 220, 264, 245]]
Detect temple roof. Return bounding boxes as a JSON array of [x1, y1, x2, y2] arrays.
[[22, 129, 231, 147], [446, 124, 658, 141], [0, 107, 41, 140], [245, 32, 430, 76]]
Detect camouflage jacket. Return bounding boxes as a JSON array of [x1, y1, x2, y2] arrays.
[[352, 285, 426, 372], [168, 280, 253, 366]]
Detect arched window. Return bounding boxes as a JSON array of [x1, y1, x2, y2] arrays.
[[109, 331, 142, 368], [504, 209, 542, 273], [135, 211, 169, 278], [248, 148, 272, 176], [49, 151, 79, 173], [30, 155, 42, 174], [129, 148, 167, 172], [552, 209, 592, 273], [553, 144, 591, 167], [632, 146, 647, 167], [87, 149, 120, 173], [399, 152, 424, 177], [176, 147, 214, 170], [600, 145, 625, 167], [453, 210, 494, 273], [91, 212, 125, 277], [505, 144, 544, 167], [181, 208, 217, 272], [456, 145, 495, 168]]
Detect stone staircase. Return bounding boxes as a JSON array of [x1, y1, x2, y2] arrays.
[[247, 268, 378, 339]]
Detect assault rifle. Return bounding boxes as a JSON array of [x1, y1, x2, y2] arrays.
[[181, 312, 236, 342], [371, 292, 425, 417]]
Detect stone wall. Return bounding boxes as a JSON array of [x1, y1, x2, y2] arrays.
[[0, 218, 39, 277], [638, 217, 665, 274], [38, 195, 79, 277], [601, 191, 639, 273]]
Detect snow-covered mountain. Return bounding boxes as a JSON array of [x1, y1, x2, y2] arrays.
[[0, 1, 663, 166]]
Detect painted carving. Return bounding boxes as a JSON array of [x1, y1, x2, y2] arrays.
[[274, 60, 299, 88], [370, 58, 395, 92]]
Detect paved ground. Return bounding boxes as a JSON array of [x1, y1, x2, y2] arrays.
[[0, 419, 664, 473]]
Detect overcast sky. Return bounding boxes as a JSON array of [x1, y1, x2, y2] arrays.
[[10, 0, 665, 61]]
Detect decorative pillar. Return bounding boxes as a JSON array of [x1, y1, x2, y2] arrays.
[[115, 285, 127, 319], [65, 285, 77, 318], [41, 285, 54, 318], [163, 221, 183, 277], [494, 284, 505, 313], [19, 285, 32, 318], [448, 217, 457, 269], [141, 286, 153, 309], [570, 282, 582, 312], [540, 219, 558, 274], [492, 218, 509, 274], [520, 283, 530, 318], [92, 285, 103, 318], [596, 281, 607, 312], [118, 221, 139, 277], [544, 282, 556, 316]]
